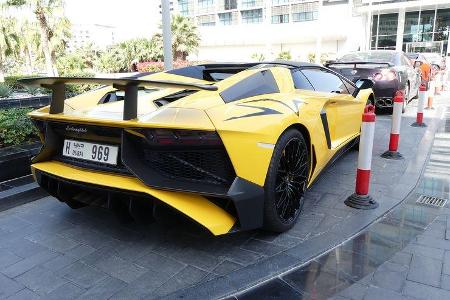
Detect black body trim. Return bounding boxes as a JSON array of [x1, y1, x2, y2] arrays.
[[224, 104, 282, 121], [320, 109, 332, 149], [227, 177, 265, 230], [34, 168, 264, 232]]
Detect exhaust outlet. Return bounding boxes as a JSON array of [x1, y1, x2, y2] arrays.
[[376, 99, 385, 107]]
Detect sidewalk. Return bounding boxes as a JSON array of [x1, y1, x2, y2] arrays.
[[0, 94, 446, 299], [332, 106, 450, 300]]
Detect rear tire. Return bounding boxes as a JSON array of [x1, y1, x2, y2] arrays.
[[263, 129, 310, 232]]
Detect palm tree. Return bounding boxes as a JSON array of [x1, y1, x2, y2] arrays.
[[155, 15, 200, 61], [7, 0, 69, 76], [0, 16, 20, 82], [20, 20, 40, 74], [170, 15, 200, 60]]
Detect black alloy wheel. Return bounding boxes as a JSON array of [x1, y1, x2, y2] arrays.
[[263, 129, 309, 232]]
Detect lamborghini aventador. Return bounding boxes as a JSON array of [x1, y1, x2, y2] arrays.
[[21, 61, 374, 235]]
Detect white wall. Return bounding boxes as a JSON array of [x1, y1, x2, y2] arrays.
[[190, 3, 365, 62]]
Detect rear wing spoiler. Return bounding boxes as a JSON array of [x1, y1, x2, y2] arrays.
[[19, 77, 218, 120], [325, 61, 393, 68]]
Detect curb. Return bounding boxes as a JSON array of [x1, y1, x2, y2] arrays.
[[0, 179, 48, 212]]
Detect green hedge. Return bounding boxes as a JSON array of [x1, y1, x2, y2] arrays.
[[0, 108, 38, 147], [0, 83, 12, 98], [4, 75, 40, 91]]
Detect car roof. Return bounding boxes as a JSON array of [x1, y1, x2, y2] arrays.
[[197, 60, 320, 69]]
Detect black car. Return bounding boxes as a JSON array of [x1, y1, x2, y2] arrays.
[[326, 50, 421, 112]]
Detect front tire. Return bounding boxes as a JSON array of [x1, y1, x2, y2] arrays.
[[263, 129, 310, 232]]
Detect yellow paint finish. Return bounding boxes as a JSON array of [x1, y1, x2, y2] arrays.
[[32, 161, 236, 235], [28, 107, 215, 131]]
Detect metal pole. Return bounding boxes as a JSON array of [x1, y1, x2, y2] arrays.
[[161, 0, 173, 70], [314, 0, 323, 64]]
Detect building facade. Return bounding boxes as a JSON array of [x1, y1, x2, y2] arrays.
[[357, 0, 450, 55], [68, 24, 117, 51], [175, 0, 450, 62]]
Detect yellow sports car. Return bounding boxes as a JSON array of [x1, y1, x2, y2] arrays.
[[21, 61, 374, 236]]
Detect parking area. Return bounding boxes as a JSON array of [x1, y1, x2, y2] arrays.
[[0, 97, 446, 299]]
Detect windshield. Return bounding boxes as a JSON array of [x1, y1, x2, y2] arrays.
[[339, 52, 395, 63]]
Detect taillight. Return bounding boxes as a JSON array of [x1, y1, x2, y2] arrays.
[[137, 129, 222, 146], [372, 69, 397, 81]]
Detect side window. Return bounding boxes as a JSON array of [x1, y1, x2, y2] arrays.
[[290, 69, 314, 90], [220, 70, 280, 103], [342, 80, 356, 95], [302, 68, 350, 94]]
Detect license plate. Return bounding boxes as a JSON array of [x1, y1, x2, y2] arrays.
[[62, 139, 118, 165]]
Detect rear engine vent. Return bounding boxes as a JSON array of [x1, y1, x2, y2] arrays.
[[122, 129, 236, 195]]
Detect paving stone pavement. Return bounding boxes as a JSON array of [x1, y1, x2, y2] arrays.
[[330, 106, 450, 300], [0, 96, 446, 299]]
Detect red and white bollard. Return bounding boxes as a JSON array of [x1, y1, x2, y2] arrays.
[[426, 80, 435, 110], [411, 84, 427, 127], [345, 104, 378, 209], [381, 91, 404, 160]]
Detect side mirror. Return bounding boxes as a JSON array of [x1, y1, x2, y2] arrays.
[[355, 78, 374, 90], [413, 60, 423, 68]]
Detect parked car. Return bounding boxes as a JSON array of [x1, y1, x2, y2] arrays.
[[20, 61, 375, 235], [421, 52, 446, 72], [326, 50, 421, 112]]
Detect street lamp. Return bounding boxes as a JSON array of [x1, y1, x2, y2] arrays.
[[161, 0, 173, 70]]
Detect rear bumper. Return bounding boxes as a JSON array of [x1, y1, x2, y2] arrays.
[[32, 161, 264, 235]]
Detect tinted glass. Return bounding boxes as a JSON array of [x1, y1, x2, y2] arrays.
[[220, 70, 279, 103], [342, 80, 356, 95], [339, 51, 395, 63], [291, 69, 314, 90], [302, 69, 349, 94]]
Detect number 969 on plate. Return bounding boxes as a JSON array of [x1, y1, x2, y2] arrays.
[[63, 139, 118, 165]]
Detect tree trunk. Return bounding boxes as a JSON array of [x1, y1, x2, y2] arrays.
[[0, 70, 5, 83], [25, 41, 34, 74], [34, 5, 55, 76], [51, 50, 59, 76]]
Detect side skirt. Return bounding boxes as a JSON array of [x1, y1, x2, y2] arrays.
[[308, 136, 358, 188]]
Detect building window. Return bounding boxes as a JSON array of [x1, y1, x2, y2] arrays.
[[272, 5, 289, 24], [370, 13, 398, 50], [197, 14, 216, 26], [198, 0, 214, 9], [272, 0, 288, 5], [241, 0, 262, 9], [178, 0, 189, 16], [224, 0, 237, 10], [272, 14, 289, 24], [241, 8, 263, 23], [219, 12, 233, 25], [292, 11, 317, 22], [292, 2, 318, 22]]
